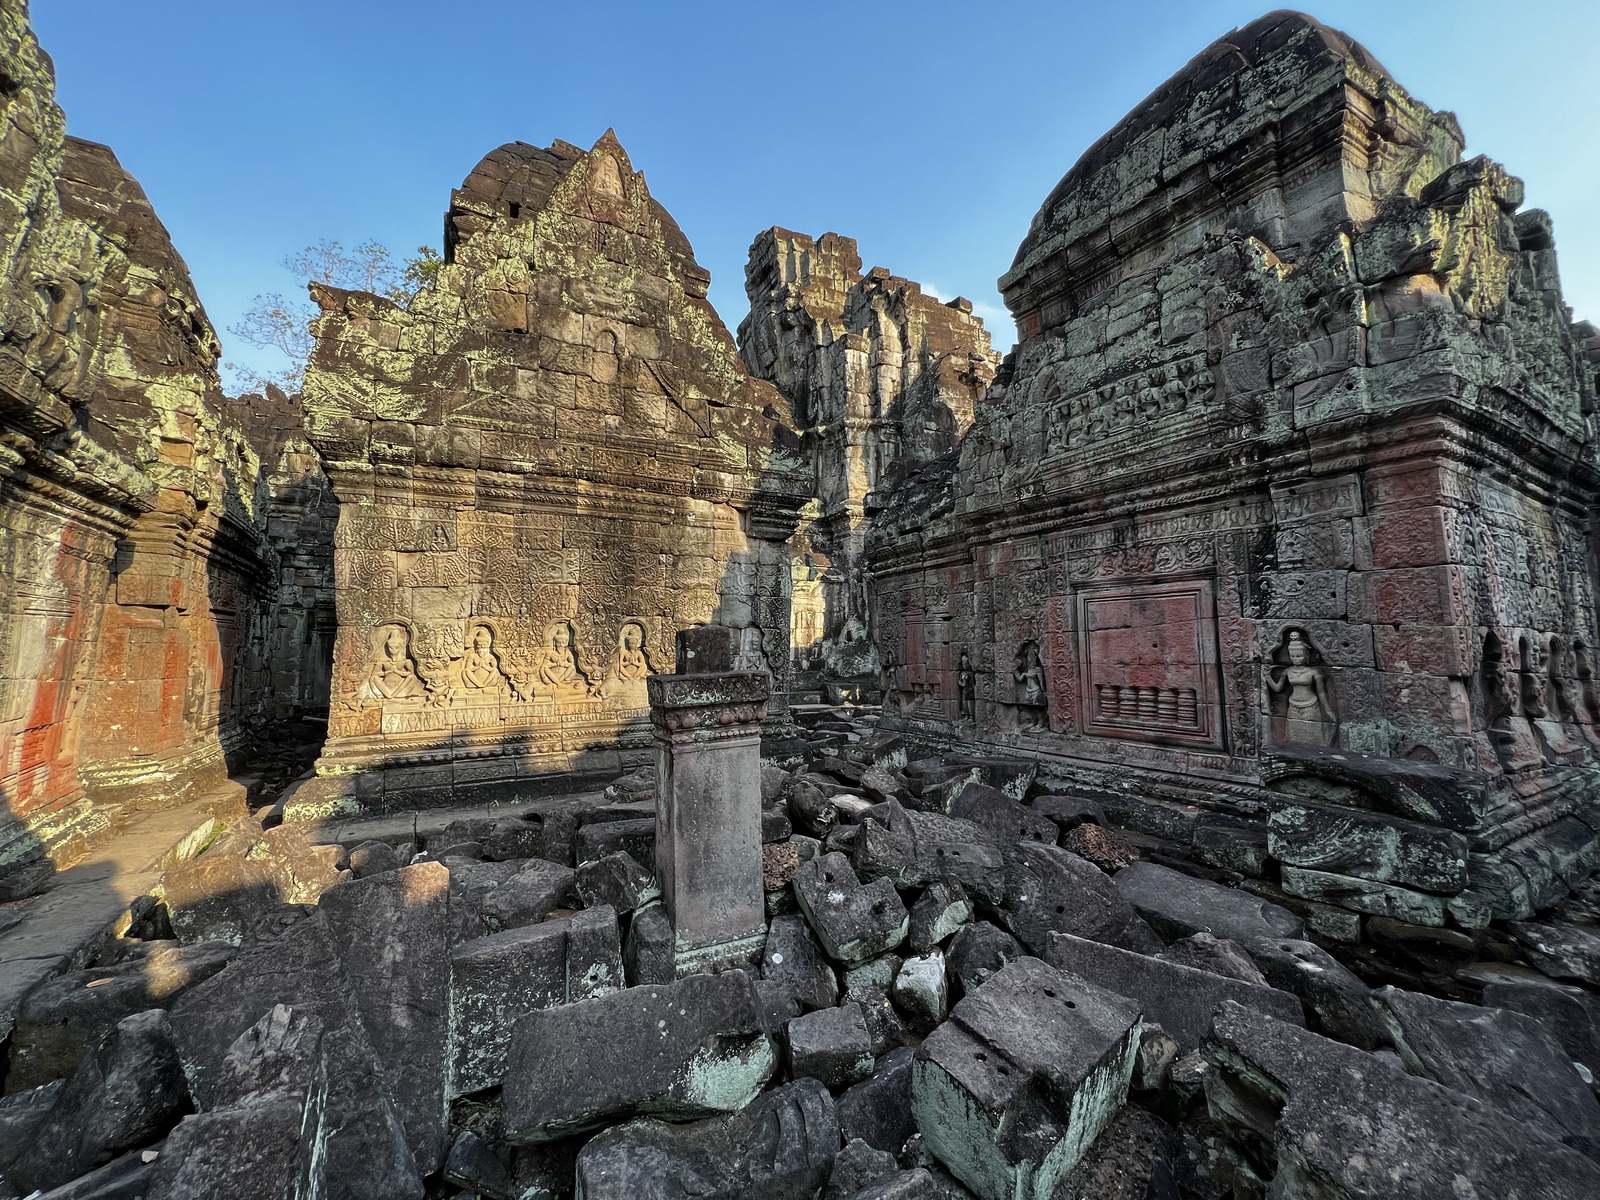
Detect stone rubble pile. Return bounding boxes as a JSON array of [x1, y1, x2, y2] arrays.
[[0, 706, 1597, 1198]]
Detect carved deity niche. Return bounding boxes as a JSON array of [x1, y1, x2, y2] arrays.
[[1573, 639, 1600, 725], [1519, 635, 1549, 717], [1262, 629, 1339, 747], [956, 649, 976, 722], [1011, 641, 1049, 732], [734, 625, 772, 675], [356, 624, 427, 706], [532, 620, 597, 701], [600, 620, 653, 709], [455, 622, 511, 703], [1076, 581, 1224, 749]]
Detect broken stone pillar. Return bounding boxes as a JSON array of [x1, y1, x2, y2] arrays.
[[649, 625, 770, 975]]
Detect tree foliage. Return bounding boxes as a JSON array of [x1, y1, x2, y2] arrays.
[[224, 239, 441, 393]]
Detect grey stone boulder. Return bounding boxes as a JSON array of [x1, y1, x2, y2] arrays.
[[850, 1168, 941, 1199], [1244, 936, 1386, 1050], [443, 1130, 517, 1200], [1052, 1106, 1180, 1200], [1372, 985, 1600, 1159], [575, 851, 659, 915], [1043, 931, 1302, 1052], [346, 840, 403, 878], [950, 783, 1057, 848], [1004, 843, 1163, 955], [892, 952, 948, 1034], [6, 1009, 188, 1194], [9, 939, 235, 1091], [946, 921, 1024, 1001], [1113, 862, 1302, 944], [826, 1137, 898, 1199], [838, 1046, 916, 1154], [479, 816, 543, 863], [167, 911, 421, 1200], [943, 755, 1037, 801], [447, 859, 528, 941], [860, 766, 907, 804], [909, 882, 972, 954], [1029, 794, 1107, 834], [502, 971, 776, 1142], [789, 779, 839, 838], [761, 763, 793, 804], [852, 801, 1005, 906], [450, 906, 623, 1096], [788, 1001, 875, 1089], [912, 957, 1142, 1200], [1480, 971, 1600, 1087], [1509, 920, 1600, 986], [29, 1145, 160, 1199], [623, 901, 675, 987], [159, 853, 277, 946], [794, 852, 908, 965], [0, 1078, 64, 1176], [850, 985, 910, 1058], [1205, 998, 1600, 1199], [319, 861, 452, 1175], [479, 858, 577, 932], [1157, 933, 1267, 986], [573, 1077, 837, 1200], [763, 913, 839, 1013], [575, 818, 656, 871], [145, 1087, 317, 1200]]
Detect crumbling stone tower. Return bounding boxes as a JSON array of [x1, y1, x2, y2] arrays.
[[868, 13, 1600, 925], [740, 229, 998, 692], [296, 134, 811, 816]]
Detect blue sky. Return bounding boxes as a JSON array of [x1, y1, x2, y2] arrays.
[[33, 1, 1600, 390]]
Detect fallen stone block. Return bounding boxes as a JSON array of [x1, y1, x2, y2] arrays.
[[623, 901, 675, 987], [1478, 970, 1600, 1087], [1372, 984, 1600, 1159], [478, 816, 543, 863], [838, 1046, 916, 1154], [145, 1087, 317, 1200], [943, 755, 1037, 801], [1157, 933, 1266, 986], [29, 1144, 160, 1199], [912, 956, 1142, 1200], [850, 1168, 940, 1199], [1205, 999, 1600, 1199], [789, 1001, 875, 1089], [851, 985, 910, 1058], [762, 913, 839, 1013], [443, 1130, 517, 1200], [478, 858, 577, 933], [1113, 862, 1302, 944], [826, 1137, 898, 1199], [447, 859, 527, 941], [852, 800, 1005, 905], [573, 1077, 836, 1200], [950, 783, 1057, 848], [1268, 799, 1470, 893], [347, 840, 402, 878], [1043, 931, 1302, 1051], [892, 951, 948, 1034], [1244, 936, 1386, 1050], [946, 921, 1023, 1001], [1005, 843, 1163, 955], [1280, 864, 1445, 925], [160, 853, 277, 945], [0, 1078, 64, 1176], [1509, 920, 1600, 986], [794, 852, 908, 965], [1052, 1106, 1180, 1200], [450, 906, 623, 1095], [908, 881, 972, 954], [1030, 794, 1107, 833], [575, 818, 656, 870], [168, 911, 421, 1200], [319, 861, 452, 1175], [502, 971, 776, 1142], [9, 940, 235, 1092], [245, 825, 345, 905], [575, 850, 659, 914], [6, 1009, 188, 1194]]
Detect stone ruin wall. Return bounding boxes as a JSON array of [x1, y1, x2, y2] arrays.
[[738, 229, 998, 696], [292, 135, 811, 817], [866, 12, 1600, 921], [0, 8, 336, 883]]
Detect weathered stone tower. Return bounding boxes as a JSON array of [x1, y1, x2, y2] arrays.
[[868, 12, 1600, 925], [296, 134, 810, 815]]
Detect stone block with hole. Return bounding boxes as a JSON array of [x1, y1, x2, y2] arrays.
[[911, 956, 1141, 1200], [793, 852, 908, 965]]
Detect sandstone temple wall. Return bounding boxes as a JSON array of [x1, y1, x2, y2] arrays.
[[0, 6, 333, 882], [739, 229, 998, 694], [866, 12, 1600, 921], [293, 134, 810, 817]]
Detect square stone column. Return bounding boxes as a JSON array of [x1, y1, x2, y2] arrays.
[[649, 627, 771, 976]]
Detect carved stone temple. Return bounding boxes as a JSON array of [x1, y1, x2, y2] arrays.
[[867, 13, 1600, 924], [10, 5, 1600, 1197]]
